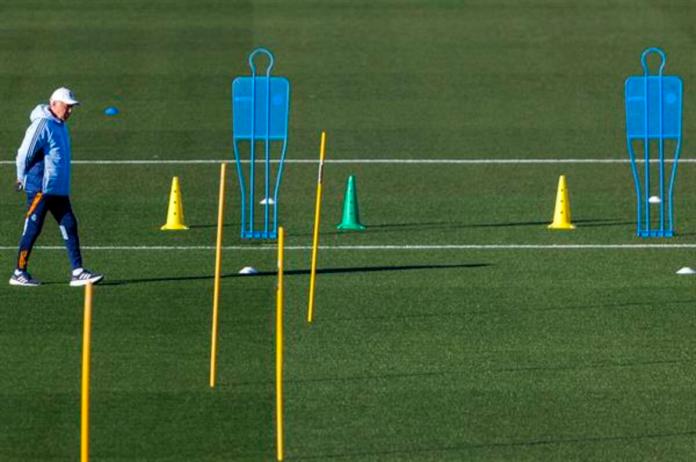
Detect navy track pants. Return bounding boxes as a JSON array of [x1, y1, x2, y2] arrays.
[[16, 192, 82, 271]]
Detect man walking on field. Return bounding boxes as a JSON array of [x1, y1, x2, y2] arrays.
[[10, 87, 103, 287]]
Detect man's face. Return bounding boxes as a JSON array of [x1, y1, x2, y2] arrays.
[[50, 101, 74, 122]]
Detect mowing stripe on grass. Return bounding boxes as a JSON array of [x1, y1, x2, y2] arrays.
[[2, 244, 696, 251], [0, 158, 694, 165]]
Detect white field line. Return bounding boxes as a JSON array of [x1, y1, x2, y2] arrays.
[[1, 244, 696, 251], [0, 158, 694, 165]]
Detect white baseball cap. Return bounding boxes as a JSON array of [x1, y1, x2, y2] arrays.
[[49, 87, 80, 106]]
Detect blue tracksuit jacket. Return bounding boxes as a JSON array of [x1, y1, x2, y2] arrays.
[[15, 104, 72, 195]]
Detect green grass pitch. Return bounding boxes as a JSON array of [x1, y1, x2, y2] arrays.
[[2, 1, 696, 460]]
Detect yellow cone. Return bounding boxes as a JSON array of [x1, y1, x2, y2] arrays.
[[161, 176, 189, 230], [548, 175, 575, 230]]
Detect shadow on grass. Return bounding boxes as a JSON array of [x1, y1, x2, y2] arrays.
[[187, 223, 236, 230], [573, 218, 634, 228], [101, 262, 490, 286], [370, 218, 633, 229], [292, 218, 633, 236]]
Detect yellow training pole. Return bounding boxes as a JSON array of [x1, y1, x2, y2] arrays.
[[276, 226, 285, 461], [210, 163, 227, 388], [307, 131, 327, 323], [81, 283, 93, 462]]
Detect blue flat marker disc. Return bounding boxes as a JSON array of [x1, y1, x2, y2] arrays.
[[104, 106, 119, 116]]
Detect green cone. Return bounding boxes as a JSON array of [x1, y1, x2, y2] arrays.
[[337, 175, 366, 231]]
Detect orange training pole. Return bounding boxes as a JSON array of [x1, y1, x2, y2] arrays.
[[81, 283, 93, 462]]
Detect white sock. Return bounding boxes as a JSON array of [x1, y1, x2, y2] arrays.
[[72, 268, 84, 276]]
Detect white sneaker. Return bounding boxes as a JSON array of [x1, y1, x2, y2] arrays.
[[9, 270, 41, 287], [70, 268, 104, 287]]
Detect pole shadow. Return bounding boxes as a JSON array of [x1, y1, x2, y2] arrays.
[[100, 262, 490, 286], [294, 218, 633, 236], [187, 223, 237, 230]]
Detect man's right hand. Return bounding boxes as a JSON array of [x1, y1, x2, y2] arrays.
[[14, 181, 23, 192]]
